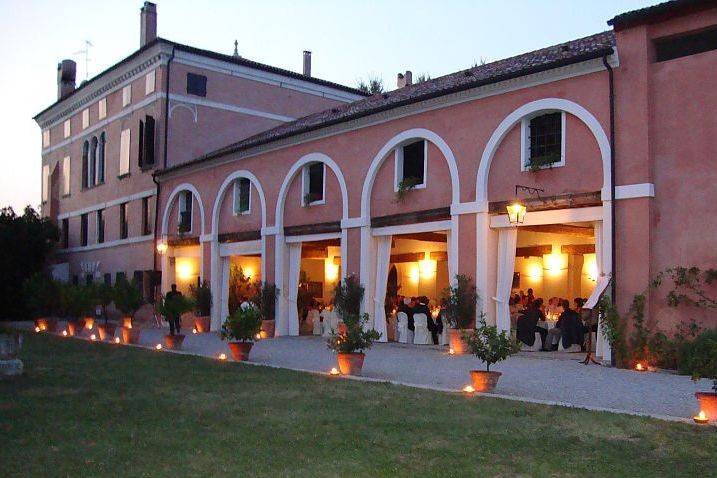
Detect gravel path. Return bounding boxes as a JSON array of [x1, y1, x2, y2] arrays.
[[21, 322, 711, 421]]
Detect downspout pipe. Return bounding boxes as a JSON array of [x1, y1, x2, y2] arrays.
[[602, 54, 616, 304], [152, 46, 175, 289]]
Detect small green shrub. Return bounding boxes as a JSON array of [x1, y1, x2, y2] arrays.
[[442, 274, 478, 329], [326, 313, 381, 354], [221, 305, 262, 343], [113, 278, 144, 317], [22, 272, 60, 319], [190, 280, 212, 316], [678, 329, 717, 392], [251, 281, 278, 321], [156, 294, 194, 321], [333, 274, 364, 321], [463, 315, 520, 372]]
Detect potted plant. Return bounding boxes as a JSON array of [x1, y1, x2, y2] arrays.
[[333, 274, 364, 335], [60, 284, 84, 336], [114, 277, 144, 344], [464, 315, 520, 392], [327, 313, 380, 375], [221, 304, 262, 361], [22, 272, 59, 333], [251, 281, 278, 338], [189, 281, 212, 333], [95, 282, 116, 341], [394, 176, 422, 202], [442, 274, 478, 354], [65, 284, 96, 335], [679, 329, 717, 421], [156, 293, 194, 350]]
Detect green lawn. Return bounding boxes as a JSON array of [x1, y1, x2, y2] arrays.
[[1, 333, 715, 477]]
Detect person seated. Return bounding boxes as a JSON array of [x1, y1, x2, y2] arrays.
[[548, 299, 587, 350], [413, 296, 438, 344], [397, 297, 414, 332], [545, 297, 560, 318], [516, 299, 547, 348]]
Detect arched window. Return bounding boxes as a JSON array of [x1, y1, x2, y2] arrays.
[[81, 140, 89, 189], [89, 136, 98, 186], [97, 132, 106, 184]]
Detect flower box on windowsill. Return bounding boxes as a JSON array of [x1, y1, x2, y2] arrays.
[[303, 193, 323, 207], [525, 153, 561, 172]]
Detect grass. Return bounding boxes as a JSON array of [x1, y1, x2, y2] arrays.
[[2, 333, 716, 477]]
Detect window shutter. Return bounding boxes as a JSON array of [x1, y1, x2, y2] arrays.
[[143, 115, 155, 166], [81, 141, 89, 188], [62, 156, 70, 195], [119, 129, 131, 176], [138, 119, 145, 168]]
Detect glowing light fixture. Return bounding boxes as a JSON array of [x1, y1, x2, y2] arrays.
[[62, 330, 68, 337], [155, 344, 163, 350], [448, 348, 455, 355], [527, 262, 543, 279], [330, 367, 340, 376], [192, 328, 198, 335], [255, 333, 262, 340], [90, 334, 97, 341], [114, 337, 121, 344], [586, 260, 599, 282], [325, 260, 339, 282], [219, 353, 227, 360], [175, 258, 195, 281], [34, 327, 41, 333], [635, 362, 647, 372], [462, 385, 475, 393], [544, 253, 566, 275], [693, 410, 709, 424], [418, 257, 437, 279], [156, 241, 168, 255], [507, 185, 544, 225]]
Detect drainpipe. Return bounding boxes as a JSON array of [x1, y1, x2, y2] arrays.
[[152, 46, 175, 289], [602, 54, 616, 304]]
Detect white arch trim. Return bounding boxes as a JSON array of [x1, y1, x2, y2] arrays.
[[161, 183, 206, 236], [210, 170, 267, 237], [476, 98, 611, 203], [360, 128, 460, 219], [274, 152, 349, 228]]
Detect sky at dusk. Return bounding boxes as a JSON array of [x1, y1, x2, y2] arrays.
[[0, 0, 659, 211]]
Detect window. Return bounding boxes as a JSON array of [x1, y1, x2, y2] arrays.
[[62, 156, 70, 196], [41, 164, 49, 202], [64, 119, 71, 138], [654, 26, 717, 62], [61, 218, 69, 248], [302, 162, 324, 206], [122, 84, 132, 107], [88, 137, 97, 186], [116, 271, 126, 283], [138, 115, 155, 168], [98, 98, 107, 120], [82, 108, 89, 129], [145, 70, 156, 95], [104, 273, 112, 285], [233, 178, 251, 215], [97, 133, 106, 183], [80, 213, 88, 246], [186, 73, 207, 97], [42, 130, 50, 148], [96, 209, 105, 244], [395, 140, 426, 190], [119, 128, 131, 176], [142, 196, 151, 235], [522, 112, 565, 171], [119, 202, 128, 239], [81, 141, 89, 188], [178, 191, 193, 233]]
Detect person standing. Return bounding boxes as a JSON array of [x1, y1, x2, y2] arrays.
[[165, 284, 183, 335]]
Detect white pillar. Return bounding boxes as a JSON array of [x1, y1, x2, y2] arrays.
[[210, 240, 222, 331], [274, 233, 289, 336]]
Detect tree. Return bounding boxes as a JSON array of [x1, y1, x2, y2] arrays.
[[0, 206, 58, 320], [357, 75, 384, 94], [415, 73, 431, 83]]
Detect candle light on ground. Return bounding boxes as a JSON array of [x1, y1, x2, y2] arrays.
[[114, 337, 121, 344], [90, 334, 97, 341], [448, 348, 455, 355], [155, 344, 162, 350], [693, 410, 709, 424], [61, 330, 68, 336], [218, 353, 227, 360], [192, 328, 198, 334], [255, 333, 262, 340], [329, 367, 340, 376], [635, 362, 647, 372], [462, 385, 475, 393], [34, 327, 40, 333]]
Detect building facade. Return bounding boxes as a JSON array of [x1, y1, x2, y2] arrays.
[[37, 1, 717, 362]]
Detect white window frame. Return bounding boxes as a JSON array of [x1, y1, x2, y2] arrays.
[[62, 156, 71, 196], [301, 162, 326, 206], [122, 84, 132, 107], [119, 129, 131, 176], [42, 130, 50, 148], [178, 191, 193, 233], [393, 139, 428, 191], [520, 110, 566, 172], [145, 70, 156, 95], [98, 98, 107, 119], [82, 108, 89, 129], [63, 120, 71, 138], [232, 178, 252, 216]]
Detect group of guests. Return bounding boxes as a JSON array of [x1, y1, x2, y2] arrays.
[[512, 289, 594, 351], [394, 295, 443, 344]]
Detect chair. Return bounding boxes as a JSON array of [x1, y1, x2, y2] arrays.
[[321, 312, 334, 337], [440, 317, 450, 346], [520, 332, 542, 352], [413, 313, 432, 345], [396, 312, 409, 344], [308, 310, 321, 336]]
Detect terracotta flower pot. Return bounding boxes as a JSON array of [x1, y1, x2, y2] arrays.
[[449, 328, 473, 354], [122, 317, 133, 329], [83, 317, 95, 331], [194, 316, 211, 333], [695, 392, 717, 422], [337, 352, 365, 376], [163, 334, 185, 350], [66, 319, 85, 336], [228, 342, 253, 361], [261, 320, 275, 338], [34, 318, 58, 333], [120, 326, 141, 344], [97, 323, 117, 341], [469, 370, 502, 392]]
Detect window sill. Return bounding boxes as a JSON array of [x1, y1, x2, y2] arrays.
[[140, 165, 156, 172], [62, 193, 71, 199], [521, 159, 565, 172], [81, 181, 106, 192], [233, 210, 251, 216], [303, 200, 325, 208], [118, 173, 131, 180]]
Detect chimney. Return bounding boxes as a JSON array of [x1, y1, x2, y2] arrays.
[[140, 2, 157, 47], [303, 50, 311, 77], [56, 59, 76, 100], [397, 70, 412, 89]]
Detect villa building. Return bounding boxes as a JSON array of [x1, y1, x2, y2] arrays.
[[36, 0, 717, 363]]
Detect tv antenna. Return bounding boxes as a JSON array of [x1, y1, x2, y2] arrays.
[[74, 40, 94, 81]]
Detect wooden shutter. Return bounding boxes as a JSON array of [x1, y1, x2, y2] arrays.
[[143, 115, 155, 166]]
